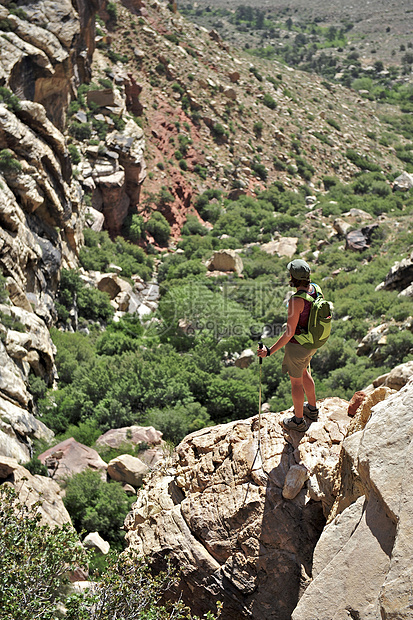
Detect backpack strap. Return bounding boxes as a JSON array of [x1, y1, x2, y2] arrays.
[[293, 283, 322, 304]]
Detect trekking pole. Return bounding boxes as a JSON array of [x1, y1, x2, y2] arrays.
[[253, 342, 264, 471]]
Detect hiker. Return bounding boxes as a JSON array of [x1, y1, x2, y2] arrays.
[[257, 259, 321, 432]]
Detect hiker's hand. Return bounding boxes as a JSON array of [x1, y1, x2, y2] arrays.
[[257, 345, 270, 358]]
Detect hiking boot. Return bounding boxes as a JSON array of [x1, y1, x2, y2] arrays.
[[303, 402, 319, 421], [282, 415, 308, 432]]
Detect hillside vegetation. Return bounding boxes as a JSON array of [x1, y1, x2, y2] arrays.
[[0, 0, 412, 616]]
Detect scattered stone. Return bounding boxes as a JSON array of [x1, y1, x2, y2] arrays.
[[83, 532, 110, 555], [282, 464, 309, 499], [333, 217, 352, 236], [347, 391, 367, 417]]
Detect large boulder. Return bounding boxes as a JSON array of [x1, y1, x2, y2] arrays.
[[83, 532, 110, 555], [107, 454, 149, 487], [39, 437, 107, 480], [292, 377, 413, 620], [124, 397, 350, 619], [206, 249, 243, 275], [375, 251, 413, 293], [0, 456, 71, 527], [97, 425, 165, 467], [392, 171, 413, 192], [261, 237, 298, 258], [373, 360, 413, 390], [345, 224, 379, 251], [96, 425, 163, 449]]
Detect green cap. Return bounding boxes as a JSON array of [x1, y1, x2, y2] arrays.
[[287, 259, 311, 280]]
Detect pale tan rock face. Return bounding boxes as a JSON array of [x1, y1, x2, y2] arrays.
[[124, 398, 350, 619], [206, 249, 244, 275], [0, 456, 71, 527], [107, 454, 149, 487], [292, 378, 413, 620]]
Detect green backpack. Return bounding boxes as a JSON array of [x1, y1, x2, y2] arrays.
[[293, 283, 332, 350]]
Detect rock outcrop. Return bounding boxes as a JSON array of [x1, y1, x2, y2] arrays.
[[0, 455, 71, 527], [124, 397, 351, 619], [376, 250, 413, 294], [292, 378, 413, 620], [206, 249, 243, 275]]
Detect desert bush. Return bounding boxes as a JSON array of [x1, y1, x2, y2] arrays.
[[262, 93, 277, 109], [145, 402, 212, 444], [0, 486, 87, 620], [0, 149, 21, 173], [145, 212, 171, 245], [69, 121, 92, 140], [63, 469, 132, 547], [68, 144, 81, 165], [0, 86, 20, 112]]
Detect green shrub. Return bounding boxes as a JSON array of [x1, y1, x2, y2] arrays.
[[326, 118, 341, 131], [68, 144, 81, 165], [146, 402, 211, 444], [106, 1, 117, 20], [0, 149, 21, 173], [262, 93, 277, 109], [145, 212, 171, 245], [0, 86, 20, 113], [251, 161, 267, 180], [69, 121, 92, 140], [346, 148, 381, 172], [63, 469, 132, 547], [0, 486, 87, 620], [212, 123, 228, 139], [80, 230, 153, 280], [182, 215, 209, 236], [253, 121, 263, 136]]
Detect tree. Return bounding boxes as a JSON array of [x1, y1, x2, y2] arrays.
[[63, 468, 132, 548], [0, 486, 220, 620], [0, 486, 87, 620], [145, 212, 171, 245]]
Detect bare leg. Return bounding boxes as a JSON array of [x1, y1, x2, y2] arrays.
[[302, 368, 316, 407], [290, 376, 305, 418]]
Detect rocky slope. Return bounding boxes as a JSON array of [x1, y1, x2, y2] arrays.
[[124, 368, 413, 619], [82, 0, 407, 239]]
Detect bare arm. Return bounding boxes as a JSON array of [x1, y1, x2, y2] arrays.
[[257, 296, 304, 357]]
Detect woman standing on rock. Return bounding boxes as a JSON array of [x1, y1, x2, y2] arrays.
[[257, 259, 320, 432]]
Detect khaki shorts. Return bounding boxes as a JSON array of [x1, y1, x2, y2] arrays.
[[282, 341, 316, 378]]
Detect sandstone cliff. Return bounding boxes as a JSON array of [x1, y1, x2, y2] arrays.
[[124, 375, 413, 620], [0, 0, 107, 460]]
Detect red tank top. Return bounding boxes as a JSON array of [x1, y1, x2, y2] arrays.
[[290, 284, 317, 344]]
